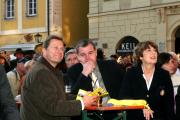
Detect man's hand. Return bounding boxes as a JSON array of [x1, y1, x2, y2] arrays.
[[81, 61, 95, 76], [82, 93, 99, 107], [143, 109, 154, 120]]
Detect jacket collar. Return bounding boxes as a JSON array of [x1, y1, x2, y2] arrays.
[[38, 57, 60, 76]]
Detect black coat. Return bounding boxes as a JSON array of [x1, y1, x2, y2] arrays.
[[67, 60, 125, 99], [120, 65, 175, 120], [0, 65, 20, 120], [175, 86, 180, 120]]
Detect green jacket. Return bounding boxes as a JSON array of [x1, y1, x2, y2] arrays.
[[20, 57, 82, 120]]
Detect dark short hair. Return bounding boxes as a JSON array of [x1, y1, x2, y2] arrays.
[[75, 39, 96, 53], [134, 41, 158, 64], [110, 54, 118, 59], [43, 35, 65, 49], [157, 52, 173, 67]]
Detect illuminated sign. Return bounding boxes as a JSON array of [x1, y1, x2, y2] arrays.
[[117, 36, 139, 55]]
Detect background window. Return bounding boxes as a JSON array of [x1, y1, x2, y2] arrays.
[[5, 0, 14, 19], [27, 0, 37, 16]]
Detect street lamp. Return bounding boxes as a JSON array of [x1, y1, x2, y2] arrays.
[[34, 33, 42, 43]]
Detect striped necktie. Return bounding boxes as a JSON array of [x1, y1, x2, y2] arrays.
[[91, 72, 99, 89]]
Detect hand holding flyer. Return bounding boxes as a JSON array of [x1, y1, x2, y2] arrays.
[[76, 87, 108, 100]]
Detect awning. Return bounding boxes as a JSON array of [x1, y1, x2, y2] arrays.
[[0, 43, 36, 52]]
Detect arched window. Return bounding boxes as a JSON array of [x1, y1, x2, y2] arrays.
[[175, 27, 180, 54]]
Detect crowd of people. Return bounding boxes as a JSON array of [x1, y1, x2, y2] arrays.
[[0, 34, 180, 120]]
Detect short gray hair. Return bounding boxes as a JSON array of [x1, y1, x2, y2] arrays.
[[65, 49, 77, 60], [75, 39, 96, 53]]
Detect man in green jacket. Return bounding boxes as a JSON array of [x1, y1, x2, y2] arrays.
[[20, 35, 98, 120]]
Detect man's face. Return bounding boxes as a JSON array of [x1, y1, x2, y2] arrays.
[[65, 53, 79, 68], [77, 44, 97, 65], [0, 51, 6, 58], [16, 53, 24, 60], [0, 58, 5, 65], [162, 58, 177, 75], [43, 39, 64, 67]]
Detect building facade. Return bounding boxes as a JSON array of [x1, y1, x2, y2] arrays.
[[0, 0, 48, 46], [0, 0, 88, 49], [88, 0, 180, 57]]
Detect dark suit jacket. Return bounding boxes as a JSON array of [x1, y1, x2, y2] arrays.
[[0, 65, 20, 120], [67, 60, 125, 99], [20, 57, 82, 120], [120, 64, 175, 120], [175, 86, 180, 120]]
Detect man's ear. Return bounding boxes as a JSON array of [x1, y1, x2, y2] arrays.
[[42, 48, 46, 56]]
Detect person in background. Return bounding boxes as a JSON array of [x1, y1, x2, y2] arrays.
[[24, 60, 36, 72], [64, 49, 79, 93], [65, 49, 79, 68], [0, 64, 20, 120], [169, 52, 180, 90], [157, 52, 180, 95], [97, 48, 106, 61], [14, 48, 24, 60], [10, 48, 25, 70], [34, 43, 43, 56], [120, 41, 175, 120], [110, 54, 118, 61], [157, 52, 175, 74], [7, 58, 29, 97], [0, 50, 6, 58], [120, 55, 133, 71], [0, 50, 11, 72], [0, 56, 6, 65], [20, 35, 99, 120]]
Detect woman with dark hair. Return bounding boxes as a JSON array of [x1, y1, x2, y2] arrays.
[[120, 41, 175, 120]]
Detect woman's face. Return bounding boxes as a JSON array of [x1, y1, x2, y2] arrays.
[[140, 45, 158, 65]]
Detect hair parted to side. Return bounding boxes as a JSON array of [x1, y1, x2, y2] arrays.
[[134, 41, 159, 64], [75, 39, 96, 53], [157, 52, 173, 67], [43, 35, 65, 49]]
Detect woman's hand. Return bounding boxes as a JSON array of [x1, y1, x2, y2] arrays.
[[143, 109, 154, 120]]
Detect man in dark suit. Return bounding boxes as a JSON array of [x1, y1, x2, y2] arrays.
[[0, 65, 20, 120], [175, 86, 180, 120], [20, 35, 99, 120], [67, 40, 124, 120], [68, 39, 124, 99]]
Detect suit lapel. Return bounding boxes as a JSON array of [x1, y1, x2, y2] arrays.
[[97, 61, 110, 91]]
